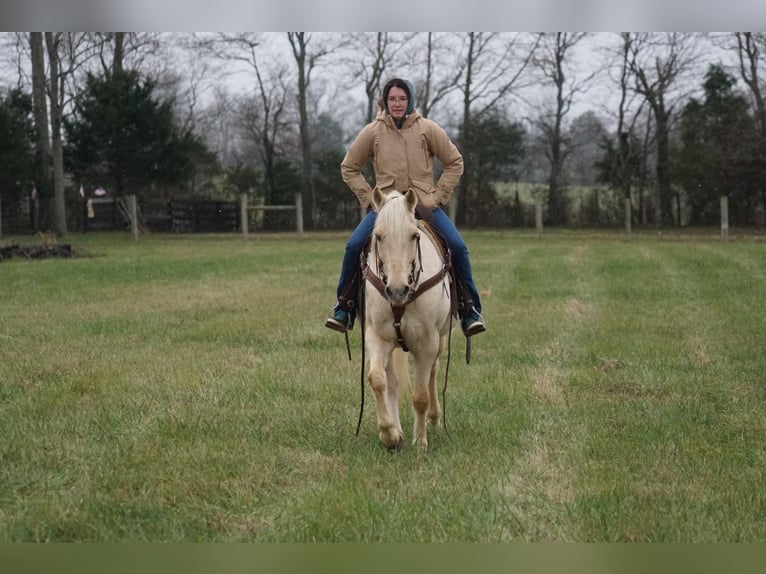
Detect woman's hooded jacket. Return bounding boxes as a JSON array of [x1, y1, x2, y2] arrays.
[[340, 83, 464, 211]]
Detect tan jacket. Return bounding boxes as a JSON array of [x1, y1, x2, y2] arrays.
[[341, 110, 464, 210]]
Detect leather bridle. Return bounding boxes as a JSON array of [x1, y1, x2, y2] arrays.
[[363, 231, 451, 352]]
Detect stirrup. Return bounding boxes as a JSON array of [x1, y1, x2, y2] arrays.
[[325, 316, 349, 333], [461, 311, 486, 337], [324, 306, 354, 333]]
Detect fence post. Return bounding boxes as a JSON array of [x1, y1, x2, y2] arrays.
[[535, 192, 543, 238], [82, 196, 88, 234], [127, 194, 139, 240], [720, 195, 729, 242], [240, 193, 249, 238]]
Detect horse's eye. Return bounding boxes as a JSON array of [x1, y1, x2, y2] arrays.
[[375, 233, 383, 242], [411, 232, 419, 241]]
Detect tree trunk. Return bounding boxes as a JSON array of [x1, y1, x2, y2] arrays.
[[655, 111, 674, 226], [619, 132, 632, 236], [113, 32, 125, 74], [546, 34, 567, 226], [547, 138, 563, 225], [640, 111, 652, 225], [289, 32, 310, 234], [30, 32, 52, 231], [45, 32, 67, 236]]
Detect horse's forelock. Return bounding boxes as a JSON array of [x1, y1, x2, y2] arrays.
[[375, 191, 416, 239]]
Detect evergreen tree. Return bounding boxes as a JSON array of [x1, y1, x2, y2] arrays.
[[0, 89, 36, 206], [676, 64, 759, 225], [64, 70, 200, 197], [459, 111, 525, 227]]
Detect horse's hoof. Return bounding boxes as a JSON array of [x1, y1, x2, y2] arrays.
[[387, 437, 404, 453], [379, 428, 403, 451], [382, 435, 404, 453]]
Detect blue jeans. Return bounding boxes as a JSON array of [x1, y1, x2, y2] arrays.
[[335, 208, 482, 314]]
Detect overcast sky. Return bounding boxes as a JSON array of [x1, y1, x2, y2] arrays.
[[205, 32, 736, 136], [0, 31, 742, 138]]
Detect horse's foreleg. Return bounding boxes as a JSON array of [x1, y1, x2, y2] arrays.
[[368, 347, 402, 450], [411, 339, 441, 450], [427, 356, 442, 428], [385, 356, 404, 439]]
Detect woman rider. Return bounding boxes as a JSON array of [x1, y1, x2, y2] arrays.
[[325, 77, 486, 337]]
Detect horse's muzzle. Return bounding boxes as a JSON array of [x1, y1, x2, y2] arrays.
[[385, 284, 411, 305]]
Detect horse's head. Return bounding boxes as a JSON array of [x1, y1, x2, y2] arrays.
[[371, 188, 421, 306]]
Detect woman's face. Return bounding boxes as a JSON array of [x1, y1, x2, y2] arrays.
[[386, 86, 409, 121]]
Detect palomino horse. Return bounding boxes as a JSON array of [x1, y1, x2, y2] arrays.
[[362, 188, 453, 450]]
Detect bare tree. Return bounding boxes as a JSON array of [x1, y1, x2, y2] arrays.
[[627, 32, 701, 226], [615, 33, 638, 228], [731, 33, 766, 219], [196, 34, 292, 210], [0, 33, 28, 91], [711, 32, 766, 137], [533, 32, 597, 225], [341, 33, 413, 125], [51, 34, 104, 233], [23, 32, 102, 234], [567, 111, 608, 186], [251, 69, 290, 209], [150, 35, 210, 140], [600, 33, 650, 232], [453, 32, 540, 223], [288, 32, 331, 231], [408, 33, 464, 119], [30, 32, 88, 235], [198, 86, 238, 169], [89, 32, 164, 77]]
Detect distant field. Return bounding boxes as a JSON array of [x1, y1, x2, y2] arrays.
[[494, 182, 632, 227], [1, 230, 764, 541], [495, 181, 612, 202]]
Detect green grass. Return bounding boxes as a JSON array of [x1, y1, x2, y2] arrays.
[[1, 229, 765, 541]]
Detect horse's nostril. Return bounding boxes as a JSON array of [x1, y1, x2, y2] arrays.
[[385, 285, 410, 302]]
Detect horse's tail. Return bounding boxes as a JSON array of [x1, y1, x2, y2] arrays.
[[392, 347, 410, 393]]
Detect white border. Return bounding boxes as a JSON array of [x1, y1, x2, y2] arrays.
[[3, 0, 766, 31]]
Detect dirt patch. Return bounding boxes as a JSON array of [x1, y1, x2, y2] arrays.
[[0, 243, 87, 262]]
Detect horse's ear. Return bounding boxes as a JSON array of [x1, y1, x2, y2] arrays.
[[404, 188, 418, 212], [371, 187, 385, 212]]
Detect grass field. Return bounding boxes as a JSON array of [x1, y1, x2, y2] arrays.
[[1, 229, 764, 542]]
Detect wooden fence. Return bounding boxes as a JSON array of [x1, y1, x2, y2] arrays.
[[84, 196, 298, 236], [0, 192, 737, 241]]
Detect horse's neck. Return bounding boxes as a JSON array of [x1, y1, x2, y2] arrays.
[[417, 220, 448, 263]]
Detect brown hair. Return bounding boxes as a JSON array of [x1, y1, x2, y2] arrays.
[[381, 78, 414, 116], [383, 78, 410, 101]]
